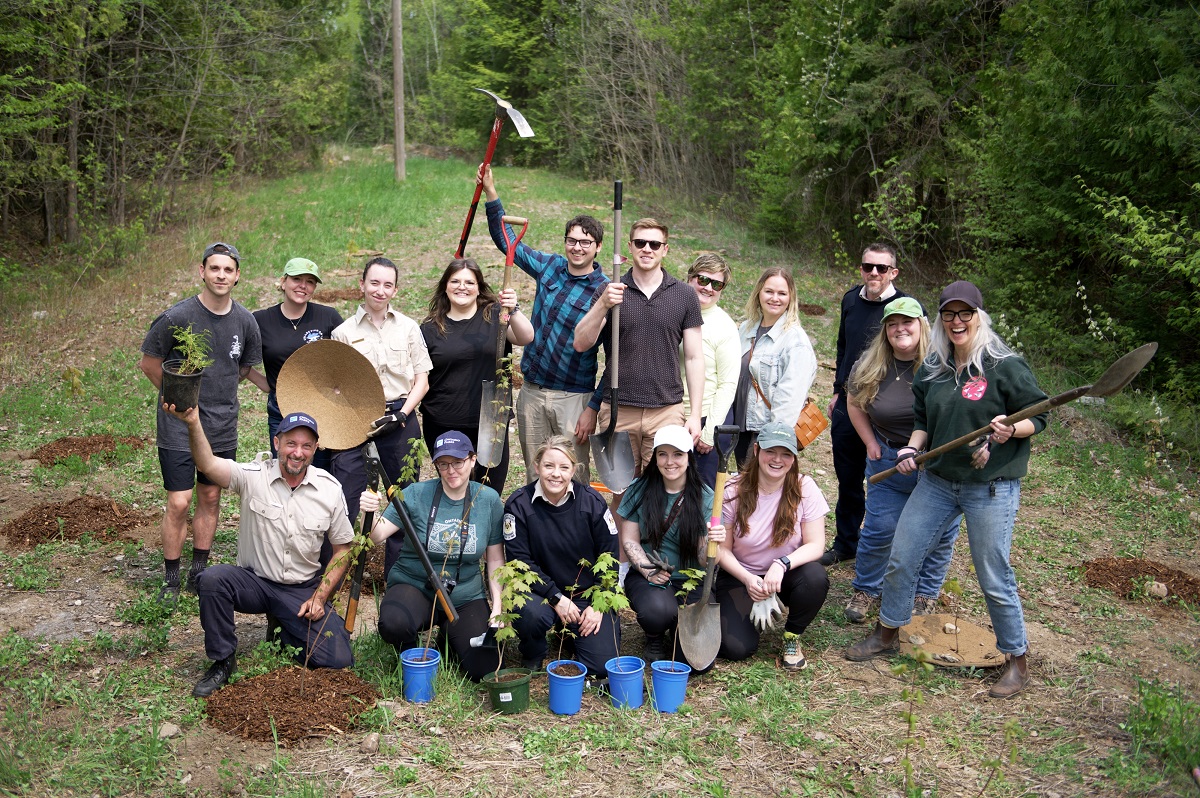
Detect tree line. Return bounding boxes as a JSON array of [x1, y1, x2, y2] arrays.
[[4, 0, 1198, 398]]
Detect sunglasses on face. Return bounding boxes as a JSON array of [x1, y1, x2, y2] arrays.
[[692, 275, 727, 291], [631, 238, 665, 252], [940, 309, 976, 322], [861, 262, 894, 274]]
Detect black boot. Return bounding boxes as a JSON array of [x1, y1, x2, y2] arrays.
[[193, 654, 236, 698], [643, 634, 666, 663], [844, 622, 899, 662]]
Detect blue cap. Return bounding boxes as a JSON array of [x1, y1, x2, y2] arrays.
[[432, 430, 475, 460], [277, 412, 318, 438]]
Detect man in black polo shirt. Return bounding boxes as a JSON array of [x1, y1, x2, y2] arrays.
[[821, 243, 911, 566], [574, 218, 705, 474]]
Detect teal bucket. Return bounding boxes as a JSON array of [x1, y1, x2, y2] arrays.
[[400, 647, 441, 703], [604, 656, 645, 709], [650, 660, 692, 713], [546, 659, 587, 715]]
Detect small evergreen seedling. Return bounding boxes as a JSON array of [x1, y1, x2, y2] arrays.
[[170, 324, 213, 374]]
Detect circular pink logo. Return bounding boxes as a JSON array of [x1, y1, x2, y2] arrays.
[[962, 375, 988, 401]]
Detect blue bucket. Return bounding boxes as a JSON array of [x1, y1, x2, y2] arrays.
[[547, 659, 587, 715], [604, 656, 646, 709], [650, 660, 692, 713], [400, 647, 441, 703]]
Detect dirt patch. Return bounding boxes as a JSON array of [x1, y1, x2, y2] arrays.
[[0, 495, 159, 548], [900, 613, 1004, 668], [1084, 556, 1200, 607], [798, 302, 826, 316], [205, 666, 379, 744], [30, 434, 147, 467], [319, 288, 365, 303]]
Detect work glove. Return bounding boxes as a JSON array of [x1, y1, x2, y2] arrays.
[[749, 595, 784, 631]]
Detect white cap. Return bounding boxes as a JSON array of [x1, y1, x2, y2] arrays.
[[652, 424, 693, 454]]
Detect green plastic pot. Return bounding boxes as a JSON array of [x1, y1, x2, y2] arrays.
[[482, 668, 532, 714]]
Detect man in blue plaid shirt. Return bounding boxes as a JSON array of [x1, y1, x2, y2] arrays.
[[479, 164, 609, 482]]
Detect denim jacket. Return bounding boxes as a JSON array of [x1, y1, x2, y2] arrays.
[[738, 320, 817, 432]]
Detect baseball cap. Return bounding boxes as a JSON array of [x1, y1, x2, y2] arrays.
[[938, 280, 984, 311], [652, 424, 693, 453], [882, 296, 924, 319], [282, 257, 322, 282], [203, 242, 241, 266], [756, 422, 799, 456], [432, 430, 475, 461], [277, 412, 318, 438]]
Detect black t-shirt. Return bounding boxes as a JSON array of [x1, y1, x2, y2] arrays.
[[420, 308, 513, 428], [253, 303, 344, 392]]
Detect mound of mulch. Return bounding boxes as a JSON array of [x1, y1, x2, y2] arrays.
[[1084, 556, 1200, 606], [798, 303, 826, 316], [319, 288, 365, 302], [205, 667, 379, 744], [1, 495, 158, 547], [31, 435, 147, 467]]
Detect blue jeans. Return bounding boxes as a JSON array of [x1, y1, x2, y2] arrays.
[[880, 472, 1027, 656], [853, 434, 961, 599]]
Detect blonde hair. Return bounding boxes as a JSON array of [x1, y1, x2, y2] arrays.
[[744, 267, 800, 330], [534, 435, 578, 468], [848, 314, 931, 408], [924, 307, 1016, 382], [688, 253, 731, 284]]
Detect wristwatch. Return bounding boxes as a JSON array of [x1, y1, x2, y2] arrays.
[[776, 556, 791, 570]]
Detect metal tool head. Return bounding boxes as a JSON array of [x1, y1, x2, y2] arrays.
[[1088, 342, 1158, 398], [474, 88, 535, 138]]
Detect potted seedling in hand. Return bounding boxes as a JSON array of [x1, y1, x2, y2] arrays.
[[161, 324, 213, 411]]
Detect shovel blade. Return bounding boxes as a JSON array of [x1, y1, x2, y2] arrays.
[[1088, 342, 1158, 398], [592, 430, 636, 493], [677, 601, 721, 671], [476, 380, 512, 468]]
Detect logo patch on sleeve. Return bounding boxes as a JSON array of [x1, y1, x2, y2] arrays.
[[503, 513, 517, 541], [604, 509, 618, 535]]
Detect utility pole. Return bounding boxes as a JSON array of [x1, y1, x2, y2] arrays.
[[392, 0, 406, 181]]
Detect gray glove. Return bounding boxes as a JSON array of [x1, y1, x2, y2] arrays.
[[749, 595, 784, 631]]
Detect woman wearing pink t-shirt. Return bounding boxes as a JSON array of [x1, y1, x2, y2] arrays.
[[716, 422, 830, 670]]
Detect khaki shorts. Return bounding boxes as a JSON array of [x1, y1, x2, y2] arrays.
[[515, 383, 591, 483], [596, 403, 685, 471]]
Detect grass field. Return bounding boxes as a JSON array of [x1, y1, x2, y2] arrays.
[[0, 148, 1198, 798]]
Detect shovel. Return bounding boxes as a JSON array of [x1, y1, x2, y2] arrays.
[[592, 179, 636, 492], [477, 215, 528, 469], [870, 342, 1158, 484], [677, 424, 741, 670]]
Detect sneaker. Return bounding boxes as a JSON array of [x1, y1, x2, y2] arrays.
[[184, 564, 206, 595], [192, 654, 236, 698], [643, 634, 666, 663], [912, 595, 939, 615], [781, 632, 807, 670], [844, 591, 879, 624], [158, 580, 181, 609], [818, 548, 853, 567]]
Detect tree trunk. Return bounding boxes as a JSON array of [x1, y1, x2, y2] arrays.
[[66, 99, 79, 245], [392, 0, 405, 181]]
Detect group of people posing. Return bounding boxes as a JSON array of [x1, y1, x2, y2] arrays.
[[140, 167, 1046, 701]]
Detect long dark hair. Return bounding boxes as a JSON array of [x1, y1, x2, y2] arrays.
[[424, 258, 500, 336], [633, 449, 707, 569]]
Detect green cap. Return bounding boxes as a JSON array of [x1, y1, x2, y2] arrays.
[[882, 296, 923, 319], [282, 257, 322, 283], [756, 421, 799, 456]]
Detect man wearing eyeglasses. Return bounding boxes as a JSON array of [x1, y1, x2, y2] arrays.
[[479, 165, 609, 482], [822, 243, 914, 567], [573, 219, 705, 471]]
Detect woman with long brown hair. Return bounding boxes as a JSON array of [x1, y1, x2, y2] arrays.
[[715, 422, 829, 670]]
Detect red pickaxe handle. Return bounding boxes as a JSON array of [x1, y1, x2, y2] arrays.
[[456, 115, 505, 258]]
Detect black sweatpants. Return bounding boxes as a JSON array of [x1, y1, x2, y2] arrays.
[[715, 562, 829, 661], [377, 582, 499, 682]]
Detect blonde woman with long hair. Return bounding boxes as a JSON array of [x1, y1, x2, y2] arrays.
[[842, 297, 961, 625]]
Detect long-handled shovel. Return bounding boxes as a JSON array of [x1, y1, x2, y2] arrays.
[[677, 424, 741, 670], [477, 215, 529, 468], [870, 342, 1158, 484], [344, 442, 382, 633], [592, 180, 636, 492], [455, 89, 535, 258]]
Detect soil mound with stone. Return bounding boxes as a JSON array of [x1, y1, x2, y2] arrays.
[[1, 495, 158, 547]]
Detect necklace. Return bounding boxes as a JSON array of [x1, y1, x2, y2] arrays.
[[895, 359, 915, 381]]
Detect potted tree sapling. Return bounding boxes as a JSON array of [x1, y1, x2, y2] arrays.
[[161, 324, 213, 411], [480, 559, 541, 714], [649, 567, 703, 713], [581, 552, 642, 709], [546, 565, 588, 715]]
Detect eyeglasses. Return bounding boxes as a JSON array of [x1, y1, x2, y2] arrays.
[[564, 236, 596, 249], [631, 238, 665, 252], [434, 458, 471, 473], [691, 275, 727, 291], [939, 309, 976, 322], [861, 262, 895, 274]]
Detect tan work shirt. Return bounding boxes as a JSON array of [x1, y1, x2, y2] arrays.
[[226, 459, 354, 584], [333, 306, 432, 402]]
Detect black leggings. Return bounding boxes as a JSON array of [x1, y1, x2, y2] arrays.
[[377, 582, 499, 682], [716, 562, 829, 661]]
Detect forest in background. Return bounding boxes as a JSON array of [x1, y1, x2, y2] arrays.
[[2, 0, 1199, 400]]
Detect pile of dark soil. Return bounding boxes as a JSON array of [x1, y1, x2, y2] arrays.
[[318, 288, 364, 302], [205, 667, 379, 744], [1, 495, 158, 547], [798, 303, 826, 316], [31, 434, 146, 466], [1084, 556, 1200, 606]]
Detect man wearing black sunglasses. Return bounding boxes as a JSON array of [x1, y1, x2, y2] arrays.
[[478, 164, 609, 482], [822, 243, 914, 567]]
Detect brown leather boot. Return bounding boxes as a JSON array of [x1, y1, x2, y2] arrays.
[[988, 653, 1031, 699], [844, 622, 899, 662]]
